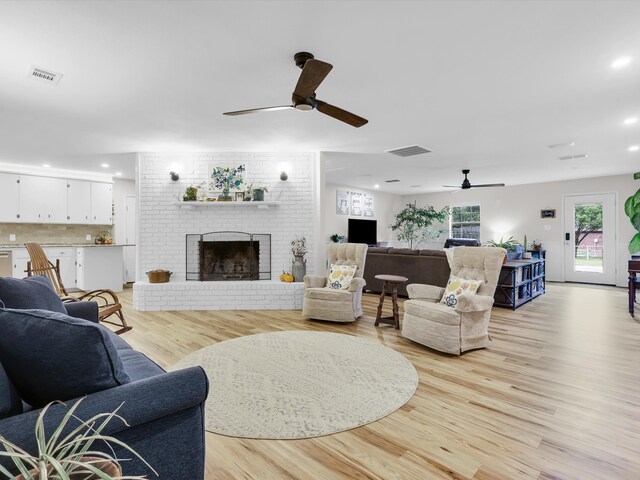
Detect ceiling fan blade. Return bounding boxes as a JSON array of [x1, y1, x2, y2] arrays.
[[471, 183, 506, 188], [293, 59, 333, 99], [223, 105, 294, 116], [316, 101, 368, 127]]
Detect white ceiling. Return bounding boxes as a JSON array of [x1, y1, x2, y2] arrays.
[[0, 1, 639, 192]]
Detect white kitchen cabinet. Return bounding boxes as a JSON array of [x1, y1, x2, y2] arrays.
[[11, 249, 31, 278], [0, 174, 20, 222], [91, 182, 113, 225], [44, 247, 76, 290], [18, 176, 67, 224], [67, 180, 92, 224], [76, 246, 123, 292]]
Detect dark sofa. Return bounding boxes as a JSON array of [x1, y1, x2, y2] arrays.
[[363, 247, 451, 297], [0, 276, 209, 479]]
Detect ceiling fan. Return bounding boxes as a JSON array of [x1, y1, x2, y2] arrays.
[[443, 169, 505, 190], [223, 52, 368, 128]]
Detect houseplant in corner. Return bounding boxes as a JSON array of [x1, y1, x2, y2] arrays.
[[625, 171, 640, 257], [0, 398, 156, 479], [390, 202, 449, 249]]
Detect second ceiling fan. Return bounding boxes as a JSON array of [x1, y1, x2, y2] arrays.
[[223, 52, 368, 128], [444, 169, 505, 190]]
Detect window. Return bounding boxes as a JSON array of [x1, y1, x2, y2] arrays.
[[450, 205, 481, 241]]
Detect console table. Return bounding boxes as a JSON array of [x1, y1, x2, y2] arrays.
[[629, 259, 640, 316], [494, 258, 545, 310]]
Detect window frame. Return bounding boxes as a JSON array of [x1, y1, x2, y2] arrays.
[[449, 204, 481, 242]]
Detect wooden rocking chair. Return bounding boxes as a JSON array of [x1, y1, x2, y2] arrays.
[[25, 243, 132, 335]]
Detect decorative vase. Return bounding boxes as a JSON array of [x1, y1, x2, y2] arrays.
[[218, 189, 233, 202], [292, 255, 306, 282], [253, 189, 265, 201]]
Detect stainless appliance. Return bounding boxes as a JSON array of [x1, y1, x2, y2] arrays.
[[0, 250, 12, 278]]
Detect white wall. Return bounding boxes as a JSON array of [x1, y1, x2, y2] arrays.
[[323, 183, 404, 245], [135, 152, 320, 282], [402, 173, 638, 287]]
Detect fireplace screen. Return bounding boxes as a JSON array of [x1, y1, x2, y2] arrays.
[[186, 231, 271, 281]]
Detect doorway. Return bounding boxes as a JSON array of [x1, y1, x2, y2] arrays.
[[564, 193, 616, 285]]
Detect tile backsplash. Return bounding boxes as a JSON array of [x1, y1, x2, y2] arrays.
[[0, 224, 113, 245]]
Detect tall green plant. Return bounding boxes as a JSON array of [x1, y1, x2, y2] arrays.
[[625, 172, 640, 255], [390, 202, 449, 249]]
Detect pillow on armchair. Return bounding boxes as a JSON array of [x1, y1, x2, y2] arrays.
[[328, 264, 357, 290], [0, 276, 66, 313], [440, 275, 484, 308], [0, 308, 130, 407]]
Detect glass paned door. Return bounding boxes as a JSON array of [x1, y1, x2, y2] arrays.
[[564, 193, 616, 285]]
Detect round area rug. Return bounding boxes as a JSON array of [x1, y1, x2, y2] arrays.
[[171, 330, 418, 439]]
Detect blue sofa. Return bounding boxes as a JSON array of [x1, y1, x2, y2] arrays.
[[0, 277, 209, 479]]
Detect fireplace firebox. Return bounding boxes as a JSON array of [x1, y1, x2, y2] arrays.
[[186, 231, 271, 281]]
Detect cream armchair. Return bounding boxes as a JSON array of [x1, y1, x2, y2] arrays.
[[302, 243, 368, 323], [401, 247, 506, 354]]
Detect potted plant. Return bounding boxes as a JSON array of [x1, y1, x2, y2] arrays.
[[486, 236, 522, 262], [252, 185, 269, 201], [625, 171, 640, 257], [183, 185, 198, 202], [329, 234, 345, 243], [0, 398, 156, 479], [390, 202, 449, 249], [291, 237, 307, 281], [210, 164, 245, 201]]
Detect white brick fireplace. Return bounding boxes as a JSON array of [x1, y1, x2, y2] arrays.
[[133, 152, 320, 311]]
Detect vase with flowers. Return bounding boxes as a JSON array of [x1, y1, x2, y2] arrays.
[[210, 164, 245, 201], [291, 237, 307, 282]]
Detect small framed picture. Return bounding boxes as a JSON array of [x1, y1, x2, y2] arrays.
[[540, 209, 556, 219], [235, 192, 245, 201]]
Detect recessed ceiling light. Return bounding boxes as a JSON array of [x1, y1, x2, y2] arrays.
[[373, 184, 379, 189], [115, 172, 123, 176], [558, 154, 589, 160], [624, 117, 638, 125], [629, 145, 639, 152], [101, 163, 109, 168], [548, 141, 575, 149], [611, 56, 632, 69], [42, 164, 50, 168]]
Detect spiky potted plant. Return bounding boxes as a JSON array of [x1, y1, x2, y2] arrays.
[[486, 236, 521, 263], [0, 398, 156, 480]]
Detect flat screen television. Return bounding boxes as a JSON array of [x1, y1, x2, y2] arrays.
[[348, 219, 377, 246]]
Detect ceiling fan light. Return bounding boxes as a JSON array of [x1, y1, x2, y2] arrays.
[[295, 104, 313, 111]]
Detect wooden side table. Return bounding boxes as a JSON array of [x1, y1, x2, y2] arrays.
[[374, 274, 408, 329]]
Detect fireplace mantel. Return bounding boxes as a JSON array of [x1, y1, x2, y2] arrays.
[[174, 201, 280, 210]]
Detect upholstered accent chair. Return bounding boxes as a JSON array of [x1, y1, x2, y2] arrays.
[[302, 243, 368, 323], [401, 246, 506, 355]]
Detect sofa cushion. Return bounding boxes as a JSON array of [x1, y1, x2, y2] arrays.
[[119, 349, 165, 382], [404, 299, 461, 326], [0, 308, 130, 408], [0, 276, 66, 314], [418, 249, 447, 257], [0, 361, 22, 420], [367, 247, 389, 253]]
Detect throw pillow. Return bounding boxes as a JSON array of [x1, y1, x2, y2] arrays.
[[440, 275, 484, 308], [0, 308, 130, 408], [328, 264, 357, 290], [0, 276, 66, 314]]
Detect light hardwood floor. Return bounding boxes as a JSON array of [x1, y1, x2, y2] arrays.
[[117, 283, 639, 479]]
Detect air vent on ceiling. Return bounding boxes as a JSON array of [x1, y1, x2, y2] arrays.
[[386, 145, 432, 157], [27, 65, 63, 86], [385, 179, 400, 183], [558, 154, 588, 160]]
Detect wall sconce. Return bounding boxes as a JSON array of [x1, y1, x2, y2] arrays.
[[280, 171, 288, 181], [170, 171, 180, 181]]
